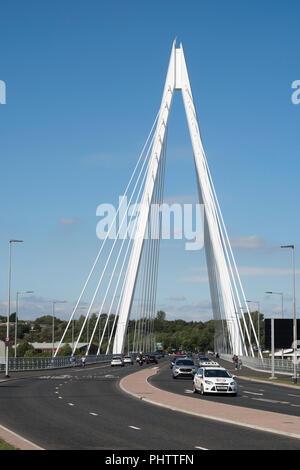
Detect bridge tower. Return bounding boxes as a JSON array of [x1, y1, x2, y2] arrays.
[[112, 41, 259, 357], [56, 40, 261, 359]]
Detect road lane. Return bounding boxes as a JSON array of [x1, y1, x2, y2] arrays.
[[150, 358, 300, 418], [0, 359, 300, 449]]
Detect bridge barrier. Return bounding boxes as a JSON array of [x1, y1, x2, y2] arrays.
[[220, 353, 300, 375], [0, 354, 115, 373]]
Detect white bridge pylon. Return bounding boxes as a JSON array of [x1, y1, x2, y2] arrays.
[[55, 40, 262, 359], [113, 40, 260, 357]]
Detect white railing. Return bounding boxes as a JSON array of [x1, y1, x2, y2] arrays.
[[221, 353, 300, 375], [0, 354, 114, 372]]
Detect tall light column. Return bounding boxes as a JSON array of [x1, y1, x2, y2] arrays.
[[247, 300, 261, 355], [6, 239, 23, 377], [281, 245, 297, 384], [265, 291, 284, 319], [52, 301, 66, 357], [15, 290, 34, 358], [265, 291, 284, 358]]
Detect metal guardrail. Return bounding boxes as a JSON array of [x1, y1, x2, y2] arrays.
[[0, 352, 141, 373], [221, 353, 300, 375], [0, 354, 115, 372]]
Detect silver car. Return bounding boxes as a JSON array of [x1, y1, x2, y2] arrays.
[[172, 358, 197, 379], [110, 356, 124, 367]]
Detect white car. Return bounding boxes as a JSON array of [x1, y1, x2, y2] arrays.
[[193, 367, 237, 395], [110, 356, 124, 367], [123, 355, 134, 365], [199, 360, 220, 368]]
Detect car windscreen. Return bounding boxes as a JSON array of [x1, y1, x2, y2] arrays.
[[175, 360, 194, 366], [204, 369, 231, 378]]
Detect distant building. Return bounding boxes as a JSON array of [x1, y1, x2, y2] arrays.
[[29, 342, 98, 355]]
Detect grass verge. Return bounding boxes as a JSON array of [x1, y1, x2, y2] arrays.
[[0, 438, 18, 450]]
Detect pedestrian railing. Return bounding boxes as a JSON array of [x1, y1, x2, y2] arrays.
[[221, 353, 300, 375], [0, 354, 115, 372]]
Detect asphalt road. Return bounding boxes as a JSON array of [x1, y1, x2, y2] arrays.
[[0, 358, 300, 450], [150, 358, 300, 418]]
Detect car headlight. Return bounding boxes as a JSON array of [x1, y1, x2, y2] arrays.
[[230, 381, 236, 386], [205, 380, 213, 385]]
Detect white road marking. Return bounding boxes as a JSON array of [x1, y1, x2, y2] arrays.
[[288, 394, 300, 398], [129, 426, 141, 430], [68, 403, 75, 406], [184, 389, 194, 394], [89, 413, 98, 416], [244, 391, 263, 396], [252, 398, 290, 404], [58, 397, 63, 399], [195, 446, 208, 450], [290, 404, 300, 408]]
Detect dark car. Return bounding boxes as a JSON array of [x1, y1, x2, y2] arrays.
[[146, 354, 158, 364]]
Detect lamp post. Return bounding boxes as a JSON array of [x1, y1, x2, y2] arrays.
[[246, 300, 261, 355], [266, 291, 284, 359], [6, 239, 23, 377], [281, 245, 297, 384], [265, 291, 284, 319], [52, 301, 66, 357], [15, 290, 34, 358]]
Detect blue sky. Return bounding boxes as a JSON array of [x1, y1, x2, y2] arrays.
[[0, 0, 300, 322]]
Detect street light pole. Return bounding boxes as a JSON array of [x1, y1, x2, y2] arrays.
[[265, 291, 284, 319], [281, 245, 297, 384], [6, 240, 23, 377], [52, 300, 66, 357], [15, 290, 34, 358], [266, 291, 284, 358], [247, 300, 261, 356]]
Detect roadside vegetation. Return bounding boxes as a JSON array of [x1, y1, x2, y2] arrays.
[[0, 309, 264, 356], [0, 438, 17, 450]]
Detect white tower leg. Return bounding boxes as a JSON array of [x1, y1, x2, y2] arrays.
[[113, 41, 248, 355]]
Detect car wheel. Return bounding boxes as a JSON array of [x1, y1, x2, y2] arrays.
[[192, 384, 198, 394], [172, 375, 177, 379], [200, 384, 205, 396]]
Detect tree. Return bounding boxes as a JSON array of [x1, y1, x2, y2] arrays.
[[9, 312, 16, 322], [17, 341, 34, 357], [156, 311, 166, 321], [56, 344, 72, 356]]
